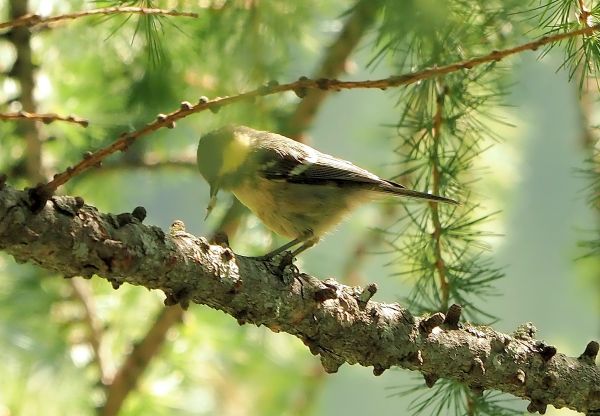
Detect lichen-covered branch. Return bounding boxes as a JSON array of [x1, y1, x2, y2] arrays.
[[0, 183, 598, 414], [99, 167, 241, 416]]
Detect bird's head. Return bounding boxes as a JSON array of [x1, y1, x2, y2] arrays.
[[197, 125, 253, 218]]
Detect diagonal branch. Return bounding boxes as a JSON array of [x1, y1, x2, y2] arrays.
[[0, 6, 198, 31], [0, 183, 599, 414], [30, 22, 600, 204]]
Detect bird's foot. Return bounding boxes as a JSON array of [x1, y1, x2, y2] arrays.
[[252, 250, 298, 281]]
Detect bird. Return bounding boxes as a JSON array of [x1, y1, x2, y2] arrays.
[[196, 125, 457, 259]]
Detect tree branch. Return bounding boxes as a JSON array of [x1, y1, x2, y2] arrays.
[[0, 111, 89, 127], [98, 170, 243, 415], [0, 183, 598, 414], [0, 6, 198, 31], [29, 22, 600, 206], [430, 82, 449, 310]]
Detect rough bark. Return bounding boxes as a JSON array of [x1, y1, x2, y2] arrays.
[[0, 183, 599, 414]]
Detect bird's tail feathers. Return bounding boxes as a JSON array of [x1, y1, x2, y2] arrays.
[[381, 182, 458, 205]]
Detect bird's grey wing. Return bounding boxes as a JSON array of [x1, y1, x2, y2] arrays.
[[258, 146, 404, 189]]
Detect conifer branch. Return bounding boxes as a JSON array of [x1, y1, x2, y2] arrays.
[[0, 6, 198, 31], [430, 82, 450, 310], [99, 179, 246, 415], [28, 22, 600, 207]]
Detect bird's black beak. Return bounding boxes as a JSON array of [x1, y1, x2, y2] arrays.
[[205, 183, 219, 220]]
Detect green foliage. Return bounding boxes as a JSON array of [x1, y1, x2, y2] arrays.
[[372, 0, 524, 69], [0, 1, 341, 414], [1, 0, 599, 415], [534, 0, 600, 87], [578, 141, 600, 259], [372, 0, 594, 414], [390, 378, 523, 416], [0, 260, 92, 415], [372, 3, 517, 321]]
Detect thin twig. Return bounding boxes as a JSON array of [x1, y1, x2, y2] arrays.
[[0, 6, 198, 31], [34, 22, 600, 199], [429, 82, 449, 311], [577, 0, 592, 26], [0, 111, 89, 127]]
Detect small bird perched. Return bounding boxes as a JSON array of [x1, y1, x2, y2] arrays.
[[197, 125, 457, 259]]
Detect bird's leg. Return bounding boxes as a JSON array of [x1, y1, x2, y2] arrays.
[[254, 237, 304, 261], [271, 235, 319, 276], [254, 230, 314, 261], [289, 236, 319, 257]]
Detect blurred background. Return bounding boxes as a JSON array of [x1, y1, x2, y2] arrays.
[[0, 1, 598, 415]]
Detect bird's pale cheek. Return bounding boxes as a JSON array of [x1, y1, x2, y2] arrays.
[[219, 135, 251, 175]]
